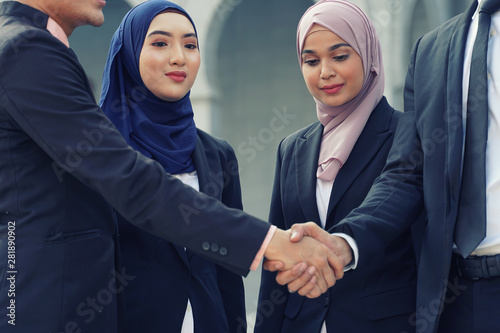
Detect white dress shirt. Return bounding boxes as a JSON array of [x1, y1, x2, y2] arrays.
[[173, 172, 199, 333], [316, 179, 332, 333], [316, 178, 359, 333], [316, 178, 359, 266]]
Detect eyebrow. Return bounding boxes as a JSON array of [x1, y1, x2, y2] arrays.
[[146, 30, 197, 39], [302, 43, 351, 55]]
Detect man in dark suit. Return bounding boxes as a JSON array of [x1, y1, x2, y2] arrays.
[[276, 0, 500, 332], [0, 0, 344, 331]]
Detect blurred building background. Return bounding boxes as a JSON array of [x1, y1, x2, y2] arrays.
[[70, 0, 471, 331]]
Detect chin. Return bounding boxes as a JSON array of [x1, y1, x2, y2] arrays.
[[88, 14, 105, 27], [160, 95, 184, 102]]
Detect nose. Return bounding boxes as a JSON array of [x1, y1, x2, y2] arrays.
[[320, 63, 336, 80], [169, 43, 186, 66]]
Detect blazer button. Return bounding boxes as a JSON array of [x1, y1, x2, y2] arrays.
[[211, 243, 219, 252], [219, 247, 228, 256], [202, 241, 210, 251], [322, 296, 330, 307]]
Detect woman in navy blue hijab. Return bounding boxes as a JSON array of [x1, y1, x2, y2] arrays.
[[100, 1, 247, 332]]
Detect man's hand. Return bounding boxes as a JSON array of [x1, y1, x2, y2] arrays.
[[263, 228, 343, 298], [290, 222, 353, 267], [264, 222, 353, 297]]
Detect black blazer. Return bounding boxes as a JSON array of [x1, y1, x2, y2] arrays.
[[0, 2, 268, 332], [257, 97, 418, 333], [118, 130, 246, 333], [335, 2, 479, 332]]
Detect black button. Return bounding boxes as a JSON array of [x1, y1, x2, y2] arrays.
[[322, 296, 329, 307], [202, 241, 210, 251], [211, 243, 219, 252], [219, 247, 228, 256]]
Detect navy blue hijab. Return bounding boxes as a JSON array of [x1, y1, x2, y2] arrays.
[[100, 0, 197, 175]]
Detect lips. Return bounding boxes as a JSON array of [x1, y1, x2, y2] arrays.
[[166, 71, 187, 82], [321, 84, 343, 94]]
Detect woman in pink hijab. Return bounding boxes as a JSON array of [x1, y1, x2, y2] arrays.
[[256, 1, 418, 332]]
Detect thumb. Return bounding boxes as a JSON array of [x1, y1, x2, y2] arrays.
[[263, 259, 285, 272], [290, 224, 306, 242], [290, 222, 318, 242]]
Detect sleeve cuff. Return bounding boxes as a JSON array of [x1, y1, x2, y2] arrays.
[[332, 233, 358, 271], [250, 225, 277, 271]]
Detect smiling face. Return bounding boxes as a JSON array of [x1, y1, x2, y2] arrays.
[[301, 24, 364, 107], [139, 12, 200, 102]]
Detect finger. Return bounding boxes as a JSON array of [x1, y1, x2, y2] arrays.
[[317, 249, 339, 289], [327, 251, 344, 280], [275, 263, 307, 286], [313, 267, 329, 294], [263, 260, 285, 272], [302, 277, 325, 299], [320, 263, 336, 290], [305, 285, 323, 299], [285, 265, 316, 293], [296, 274, 319, 297], [311, 246, 337, 293]]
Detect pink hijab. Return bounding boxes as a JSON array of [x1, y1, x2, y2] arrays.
[[297, 0, 384, 181]]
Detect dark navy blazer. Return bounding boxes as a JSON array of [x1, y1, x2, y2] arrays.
[[335, 3, 479, 332], [0, 2, 268, 332], [257, 97, 418, 333], [118, 130, 246, 333]]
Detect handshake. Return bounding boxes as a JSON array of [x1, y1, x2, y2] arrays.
[[263, 222, 353, 298]]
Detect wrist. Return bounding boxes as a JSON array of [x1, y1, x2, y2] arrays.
[[341, 241, 354, 267], [264, 228, 285, 259]]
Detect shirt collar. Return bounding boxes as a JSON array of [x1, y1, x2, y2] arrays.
[[46, 18, 69, 48]]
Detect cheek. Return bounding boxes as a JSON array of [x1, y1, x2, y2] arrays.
[[188, 53, 201, 75], [350, 59, 365, 94], [352, 69, 364, 95], [140, 57, 164, 87], [139, 55, 153, 79]]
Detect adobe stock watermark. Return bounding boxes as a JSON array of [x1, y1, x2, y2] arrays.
[[401, 276, 467, 333], [58, 268, 135, 333], [216, 0, 244, 21], [51, 87, 148, 182], [51, 118, 116, 182], [178, 161, 240, 225], [369, 0, 404, 31], [6, 221, 17, 326], [237, 106, 296, 163], [236, 288, 287, 333], [389, 102, 462, 186], [8, 11, 47, 54], [177, 106, 296, 225]]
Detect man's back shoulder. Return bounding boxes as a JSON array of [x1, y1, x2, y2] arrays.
[[0, 1, 49, 49]]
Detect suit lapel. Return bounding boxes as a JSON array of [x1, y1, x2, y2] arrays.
[[445, 1, 477, 216], [192, 134, 211, 190], [325, 99, 392, 227], [295, 123, 323, 225]]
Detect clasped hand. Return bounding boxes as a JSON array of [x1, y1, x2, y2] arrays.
[[263, 222, 353, 298]]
